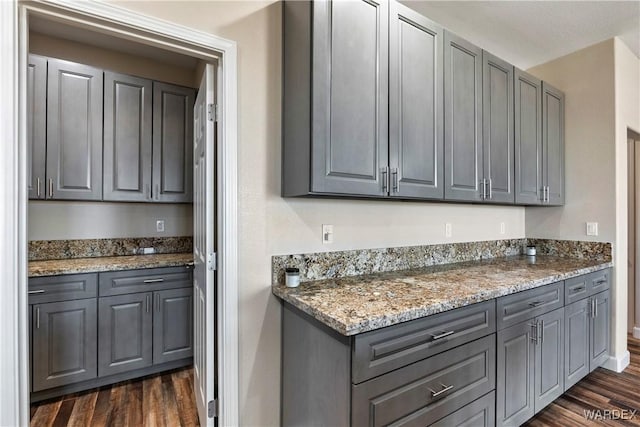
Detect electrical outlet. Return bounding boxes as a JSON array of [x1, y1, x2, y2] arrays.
[[586, 222, 598, 236], [500, 222, 506, 235], [322, 224, 334, 244], [156, 220, 165, 232], [445, 223, 452, 238]]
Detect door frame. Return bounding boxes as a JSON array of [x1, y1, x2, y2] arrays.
[[0, 1, 238, 425]]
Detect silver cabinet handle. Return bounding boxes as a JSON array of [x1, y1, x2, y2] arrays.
[[28, 290, 45, 294], [381, 167, 388, 193], [35, 307, 40, 329], [36, 178, 41, 198], [144, 278, 164, 283], [155, 184, 160, 200], [429, 383, 454, 398], [430, 330, 455, 341], [529, 322, 538, 343], [488, 178, 493, 200], [481, 178, 487, 199], [146, 184, 151, 200], [156, 294, 160, 312], [595, 279, 607, 285], [391, 168, 399, 193], [539, 319, 544, 344], [572, 285, 586, 293], [48, 178, 53, 198], [594, 298, 598, 318], [146, 294, 150, 313], [591, 298, 595, 318], [529, 300, 545, 307]]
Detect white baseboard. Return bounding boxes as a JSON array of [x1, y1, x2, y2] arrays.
[[602, 350, 631, 373], [633, 327, 640, 339]]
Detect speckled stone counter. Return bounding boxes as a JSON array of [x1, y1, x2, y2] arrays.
[[29, 253, 194, 277], [272, 255, 612, 336]]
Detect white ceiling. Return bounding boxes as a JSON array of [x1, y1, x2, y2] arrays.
[[402, 1, 640, 69]]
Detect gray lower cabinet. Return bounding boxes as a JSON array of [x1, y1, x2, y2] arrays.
[[388, 1, 443, 199], [32, 299, 98, 392], [152, 82, 195, 203], [564, 297, 590, 389], [46, 58, 103, 200], [590, 290, 610, 371], [153, 288, 194, 364], [103, 71, 153, 202], [431, 391, 495, 427], [542, 82, 565, 206], [27, 54, 47, 200], [98, 292, 153, 376], [444, 31, 483, 202], [534, 308, 565, 411]]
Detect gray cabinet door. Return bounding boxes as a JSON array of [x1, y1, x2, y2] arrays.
[[388, 2, 443, 199], [590, 290, 610, 371], [310, 0, 389, 196], [482, 51, 514, 204], [46, 58, 103, 200], [153, 288, 193, 364], [496, 320, 535, 427], [565, 298, 590, 390], [27, 54, 47, 200], [98, 293, 152, 377], [543, 82, 565, 205], [103, 72, 152, 202], [152, 82, 194, 203], [32, 299, 97, 392], [534, 307, 564, 411], [444, 31, 483, 202], [514, 69, 542, 205]]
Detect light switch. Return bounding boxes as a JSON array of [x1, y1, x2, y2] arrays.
[[586, 222, 598, 236], [322, 224, 334, 244], [156, 220, 165, 232]]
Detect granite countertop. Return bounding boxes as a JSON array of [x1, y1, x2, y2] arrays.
[[272, 255, 612, 336], [29, 253, 194, 277]]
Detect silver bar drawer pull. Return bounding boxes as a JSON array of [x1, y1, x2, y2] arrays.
[[429, 383, 455, 398], [572, 286, 586, 293], [143, 278, 164, 284], [430, 330, 455, 341], [595, 279, 607, 285], [529, 300, 545, 307], [28, 290, 45, 294]]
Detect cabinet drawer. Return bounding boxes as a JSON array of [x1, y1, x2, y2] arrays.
[[352, 335, 496, 427], [353, 300, 495, 383], [99, 266, 192, 296], [565, 275, 589, 305], [431, 391, 495, 427], [497, 282, 563, 330], [29, 273, 97, 304], [589, 269, 610, 296]]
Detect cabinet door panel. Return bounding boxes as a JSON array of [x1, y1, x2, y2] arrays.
[[444, 31, 483, 202], [535, 307, 564, 411], [389, 2, 443, 199], [497, 321, 535, 426], [311, 0, 388, 196], [153, 288, 193, 364], [32, 299, 97, 391], [590, 290, 610, 371], [514, 69, 542, 205], [152, 82, 194, 203], [98, 293, 152, 376], [482, 51, 514, 204], [543, 82, 565, 205], [28, 54, 47, 200], [46, 58, 103, 200], [104, 72, 152, 202], [565, 299, 590, 390]]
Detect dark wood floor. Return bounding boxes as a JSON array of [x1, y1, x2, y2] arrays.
[[30, 367, 199, 427], [525, 335, 640, 426]]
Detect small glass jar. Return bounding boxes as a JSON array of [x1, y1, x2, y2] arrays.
[[526, 246, 537, 256], [285, 267, 300, 288]]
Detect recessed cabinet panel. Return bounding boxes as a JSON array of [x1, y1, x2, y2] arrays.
[[311, 0, 388, 196], [28, 54, 47, 200], [46, 58, 103, 200], [153, 288, 194, 364], [444, 31, 483, 202], [543, 82, 565, 205], [153, 82, 194, 203], [389, 2, 443, 199], [104, 72, 152, 201]]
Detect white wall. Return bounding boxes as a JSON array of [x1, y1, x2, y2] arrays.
[[28, 202, 193, 240], [106, 2, 526, 424]]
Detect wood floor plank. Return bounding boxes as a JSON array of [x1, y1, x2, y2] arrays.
[[126, 378, 144, 427], [88, 387, 113, 426], [66, 391, 97, 427], [143, 374, 165, 427], [30, 399, 62, 427]]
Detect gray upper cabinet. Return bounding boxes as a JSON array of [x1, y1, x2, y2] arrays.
[[98, 292, 153, 377], [153, 288, 193, 364], [542, 82, 565, 205], [444, 31, 483, 202], [103, 72, 153, 202], [152, 82, 194, 203], [32, 299, 98, 392], [46, 58, 103, 200], [282, 0, 389, 197], [514, 69, 543, 205], [27, 54, 47, 200], [482, 51, 514, 203], [388, 2, 443, 199]]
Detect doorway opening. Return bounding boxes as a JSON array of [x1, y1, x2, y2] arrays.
[[13, 2, 238, 426], [627, 128, 640, 339]]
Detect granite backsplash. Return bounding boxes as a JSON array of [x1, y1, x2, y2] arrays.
[[272, 238, 612, 285], [29, 236, 193, 261]]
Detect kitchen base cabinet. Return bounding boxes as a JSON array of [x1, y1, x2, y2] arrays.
[[590, 290, 610, 371], [564, 298, 590, 389], [153, 288, 194, 364], [534, 308, 565, 411]]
